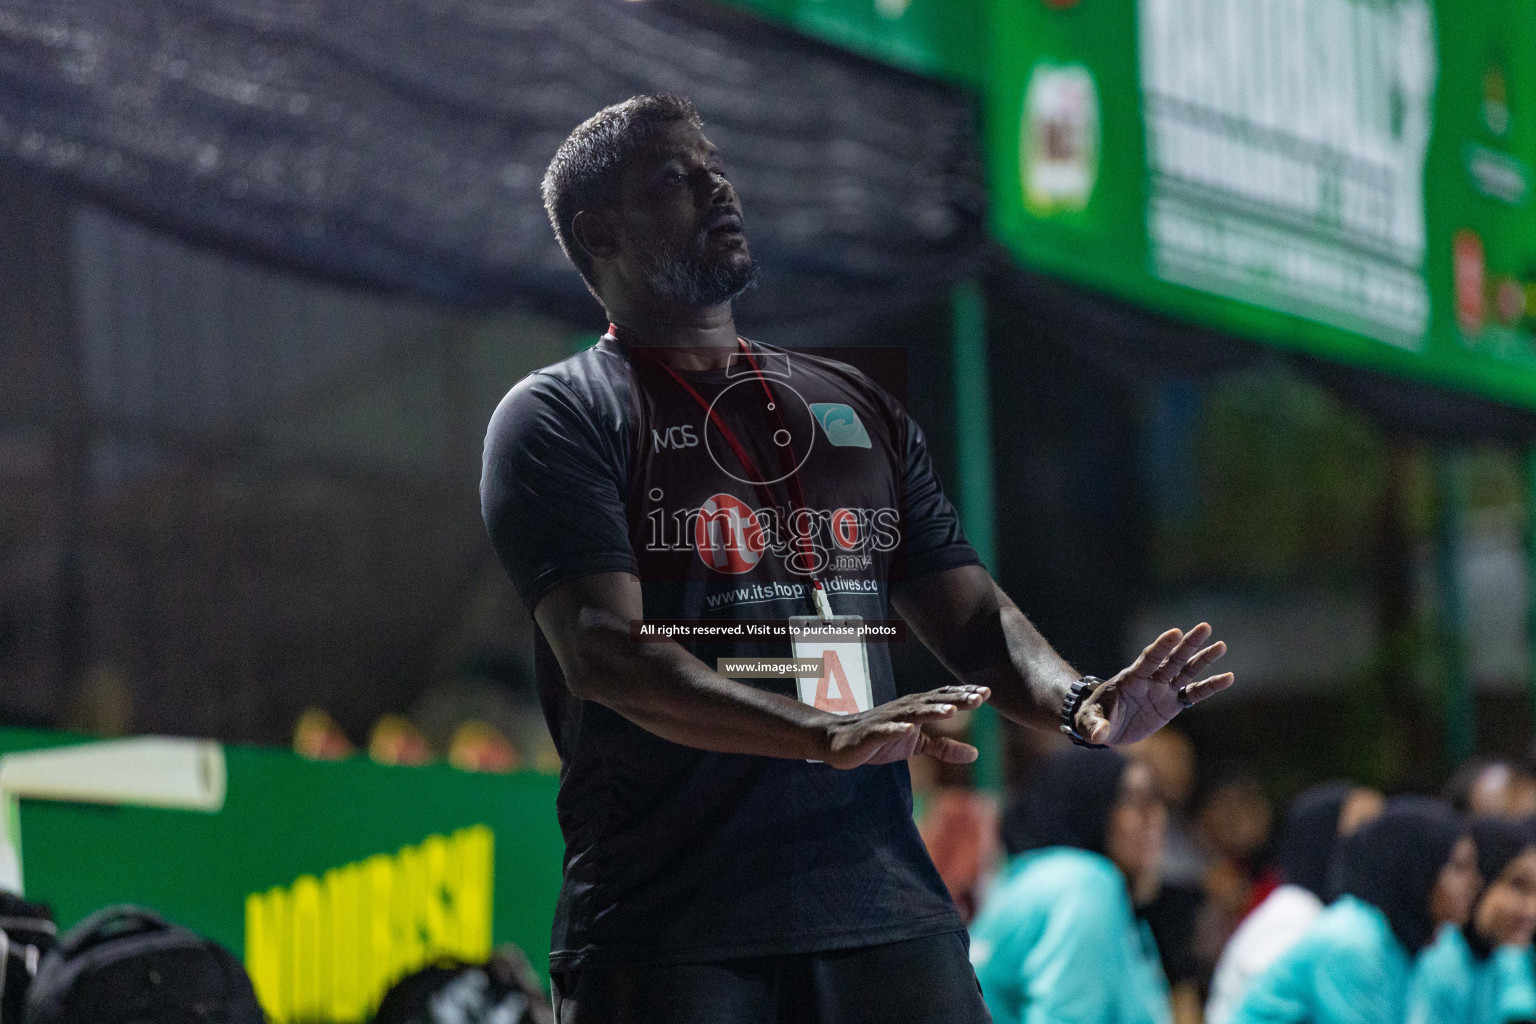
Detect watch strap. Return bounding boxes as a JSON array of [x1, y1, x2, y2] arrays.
[[1060, 676, 1110, 749]]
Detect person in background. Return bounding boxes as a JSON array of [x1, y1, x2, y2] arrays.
[[1411, 817, 1536, 1024], [1131, 731, 1208, 1023], [1447, 759, 1536, 821], [1230, 795, 1480, 1024], [293, 706, 356, 760], [1130, 730, 1204, 888], [1205, 782, 1385, 1024], [1192, 774, 1275, 991], [916, 722, 1001, 922], [969, 747, 1172, 1024]]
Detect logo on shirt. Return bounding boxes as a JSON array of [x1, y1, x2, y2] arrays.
[[652, 425, 700, 450], [809, 404, 871, 448], [694, 493, 767, 574]]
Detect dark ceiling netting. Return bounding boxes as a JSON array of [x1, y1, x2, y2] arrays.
[[0, 0, 986, 323]]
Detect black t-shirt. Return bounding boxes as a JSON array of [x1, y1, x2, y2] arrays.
[[480, 333, 982, 971]]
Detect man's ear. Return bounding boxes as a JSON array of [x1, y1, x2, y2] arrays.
[[572, 209, 621, 262]]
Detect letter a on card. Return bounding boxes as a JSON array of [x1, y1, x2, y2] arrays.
[[790, 615, 875, 762], [812, 650, 860, 714], [791, 615, 873, 719]]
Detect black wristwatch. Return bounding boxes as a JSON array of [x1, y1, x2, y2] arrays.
[[1059, 676, 1110, 749]]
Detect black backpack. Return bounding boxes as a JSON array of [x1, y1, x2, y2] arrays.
[[373, 946, 552, 1024], [25, 906, 265, 1024], [0, 893, 56, 1022]]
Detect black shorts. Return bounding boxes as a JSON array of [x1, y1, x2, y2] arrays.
[[550, 930, 991, 1024]]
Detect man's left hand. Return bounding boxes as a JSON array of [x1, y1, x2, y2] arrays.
[[1074, 622, 1232, 747]]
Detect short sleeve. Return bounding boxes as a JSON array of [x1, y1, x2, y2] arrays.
[[897, 411, 983, 581], [480, 372, 637, 611]]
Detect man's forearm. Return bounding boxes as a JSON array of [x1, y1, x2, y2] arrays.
[[955, 598, 1079, 731], [988, 600, 1080, 728], [562, 621, 831, 760], [893, 568, 1079, 733]]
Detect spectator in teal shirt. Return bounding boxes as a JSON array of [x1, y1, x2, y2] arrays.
[[1231, 796, 1481, 1024], [1411, 816, 1536, 1024], [969, 747, 1171, 1024]]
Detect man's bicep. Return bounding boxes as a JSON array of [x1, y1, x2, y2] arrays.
[[889, 564, 1000, 671], [534, 571, 645, 680], [534, 572, 650, 703], [480, 374, 636, 610]]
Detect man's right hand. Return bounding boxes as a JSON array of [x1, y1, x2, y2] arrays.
[[818, 685, 992, 769]]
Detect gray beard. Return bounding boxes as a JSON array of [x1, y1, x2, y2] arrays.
[[638, 234, 760, 307]]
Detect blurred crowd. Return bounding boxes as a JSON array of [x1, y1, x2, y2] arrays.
[[290, 705, 558, 775], [56, 655, 564, 777], [60, 657, 562, 776], [915, 730, 1536, 1024]]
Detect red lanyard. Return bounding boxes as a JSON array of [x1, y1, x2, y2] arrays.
[[609, 323, 831, 617]]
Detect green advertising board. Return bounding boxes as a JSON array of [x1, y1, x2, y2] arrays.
[[988, 0, 1536, 410], [714, 0, 986, 86], [0, 730, 563, 1024]]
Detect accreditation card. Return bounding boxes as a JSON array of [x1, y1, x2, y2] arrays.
[[788, 614, 873, 715]]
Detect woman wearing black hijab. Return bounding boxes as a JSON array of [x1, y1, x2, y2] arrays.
[[1232, 795, 1481, 1024], [969, 747, 1172, 1024], [1206, 782, 1384, 1024], [1411, 817, 1536, 1024]]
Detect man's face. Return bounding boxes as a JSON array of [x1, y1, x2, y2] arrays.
[[610, 120, 758, 307]]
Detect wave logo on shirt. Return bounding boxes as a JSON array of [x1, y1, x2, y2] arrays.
[[694, 493, 767, 574], [809, 404, 871, 448]]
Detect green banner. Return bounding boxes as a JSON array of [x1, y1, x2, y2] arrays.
[[988, 0, 1536, 409], [0, 731, 562, 1024], [713, 0, 986, 86]]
